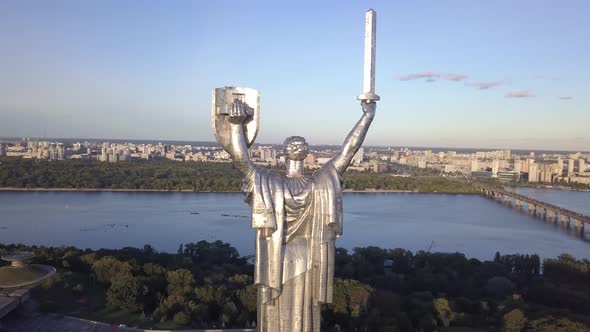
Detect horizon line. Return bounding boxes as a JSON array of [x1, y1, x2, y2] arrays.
[[1, 136, 588, 154]]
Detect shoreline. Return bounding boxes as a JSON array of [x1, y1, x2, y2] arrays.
[[0, 187, 479, 194], [509, 185, 590, 193]]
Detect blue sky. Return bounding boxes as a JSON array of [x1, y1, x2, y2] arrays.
[[1, 0, 588, 150]]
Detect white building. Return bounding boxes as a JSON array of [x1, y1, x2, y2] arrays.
[[352, 147, 364, 164], [568, 159, 575, 174], [528, 163, 539, 183], [492, 159, 500, 176]]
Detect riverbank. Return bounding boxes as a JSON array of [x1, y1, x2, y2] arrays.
[[0, 187, 480, 194], [6, 242, 590, 332]]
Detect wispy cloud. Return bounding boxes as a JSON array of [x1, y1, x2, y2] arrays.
[[399, 72, 468, 82], [505, 90, 534, 98], [467, 81, 503, 90], [399, 72, 440, 81], [443, 73, 467, 81], [559, 96, 573, 100]]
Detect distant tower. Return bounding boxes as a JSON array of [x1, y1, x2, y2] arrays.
[[470, 159, 479, 172], [352, 147, 364, 164], [57, 143, 65, 160], [568, 159, 575, 174], [528, 164, 539, 182], [514, 159, 522, 173], [579, 159, 586, 173], [557, 159, 564, 175], [492, 159, 500, 176]]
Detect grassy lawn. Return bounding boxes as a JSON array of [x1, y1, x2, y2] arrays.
[[0, 265, 49, 285]]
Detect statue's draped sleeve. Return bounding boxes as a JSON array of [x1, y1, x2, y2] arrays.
[[243, 166, 285, 305], [309, 162, 342, 304]]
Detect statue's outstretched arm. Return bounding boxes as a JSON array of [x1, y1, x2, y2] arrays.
[[227, 101, 255, 176], [332, 101, 376, 175]]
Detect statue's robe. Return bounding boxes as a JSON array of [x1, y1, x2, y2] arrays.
[[243, 161, 343, 332]]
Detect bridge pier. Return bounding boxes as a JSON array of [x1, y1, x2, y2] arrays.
[[562, 216, 572, 228], [541, 206, 548, 220], [547, 209, 557, 223], [573, 219, 585, 235]]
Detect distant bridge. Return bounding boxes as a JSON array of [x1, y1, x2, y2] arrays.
[[477, 184, 589, 235]]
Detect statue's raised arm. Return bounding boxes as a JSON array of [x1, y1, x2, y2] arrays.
[[226, 100, 256, 176], [332, 101, 376, 175]]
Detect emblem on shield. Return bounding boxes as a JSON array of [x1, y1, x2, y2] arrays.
[[211, 86, 260, 153]]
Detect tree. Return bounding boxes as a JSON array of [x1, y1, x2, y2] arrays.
[[485, 276, 515, 298], [106, 276, 147, 312], [502, 309, 527, 332], [92, 256, 132, 284], [433, 298, 454, 327], [166, 269, 194, 304], [330, 279, 372, 318]]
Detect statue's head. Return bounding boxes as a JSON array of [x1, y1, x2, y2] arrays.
[[283, 136, 308, 161]]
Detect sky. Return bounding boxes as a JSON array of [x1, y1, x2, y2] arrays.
[[0, 0, 589, 150]]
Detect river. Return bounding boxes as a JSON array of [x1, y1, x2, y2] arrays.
[[0, 190, 588, 260]]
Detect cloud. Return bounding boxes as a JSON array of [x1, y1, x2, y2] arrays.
[[467, 81, 503, 90], [443, 73, 467, 81], [399, 72, 467, 82], [505, 90, 534, 98], [559, 96, 573, 100], [399, 72, 440, 81]]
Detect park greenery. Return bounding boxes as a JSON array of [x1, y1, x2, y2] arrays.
[[0, 157, 479, 193], [1, 242, 590, 331]]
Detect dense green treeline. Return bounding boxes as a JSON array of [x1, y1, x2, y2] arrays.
[[342, 174, 479, 193], [2, 242, 590, 331], [0, 158, 242, 191], [0, 157, 477, 193]]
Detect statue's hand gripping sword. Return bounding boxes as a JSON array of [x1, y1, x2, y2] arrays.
[[357, 9, 380, 103]]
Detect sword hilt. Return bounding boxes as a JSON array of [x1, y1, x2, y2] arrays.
[[357, 92, 380, 102]]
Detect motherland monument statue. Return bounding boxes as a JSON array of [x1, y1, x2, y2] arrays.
[[212, 9, 380, 332]]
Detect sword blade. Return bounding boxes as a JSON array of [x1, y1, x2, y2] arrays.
[[363, 9, 376, 94], [358, 9, 380, 101]]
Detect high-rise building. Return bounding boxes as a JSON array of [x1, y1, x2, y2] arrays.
[[580, 159, 586, 173], [557, 159, 564, 175], [528, 163, 539, 182], [352, 147, 364, 164], [492, 159, 500, 176], [471, 159, 479, 172], [540, 166, 553, 183], [57, 143, 65, 160], [568, 159, 575, 174], [514, 159, 522, 173], [0, 143, 5, 157]]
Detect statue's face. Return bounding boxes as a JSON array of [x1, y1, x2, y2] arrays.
[[283, 137, 308, 161]]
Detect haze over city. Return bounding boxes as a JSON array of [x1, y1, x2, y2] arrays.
[[1, 0, 589, 150]]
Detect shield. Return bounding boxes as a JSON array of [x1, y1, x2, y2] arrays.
[[211, 86, 260, 153]]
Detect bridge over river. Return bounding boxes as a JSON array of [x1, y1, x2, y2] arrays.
[[477, 185, 589, 236]]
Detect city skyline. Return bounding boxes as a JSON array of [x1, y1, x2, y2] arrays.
[[1, 1, 589, 150]]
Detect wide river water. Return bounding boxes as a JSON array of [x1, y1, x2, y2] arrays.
[[0, 189, 588, 260]]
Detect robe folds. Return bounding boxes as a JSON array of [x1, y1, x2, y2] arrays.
[[242, 161, 343, 332]]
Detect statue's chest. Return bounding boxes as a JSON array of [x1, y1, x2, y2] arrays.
[[283, 176, 313, 225]]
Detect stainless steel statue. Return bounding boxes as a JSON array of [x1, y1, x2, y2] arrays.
[[211, 9, 380, 332]]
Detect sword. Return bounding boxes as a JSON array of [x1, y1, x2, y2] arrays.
[[357, 9, 380, 102]]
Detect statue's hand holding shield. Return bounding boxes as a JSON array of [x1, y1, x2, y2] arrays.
[[227, 99, 253, 124], [211, 86, 260, 153]]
